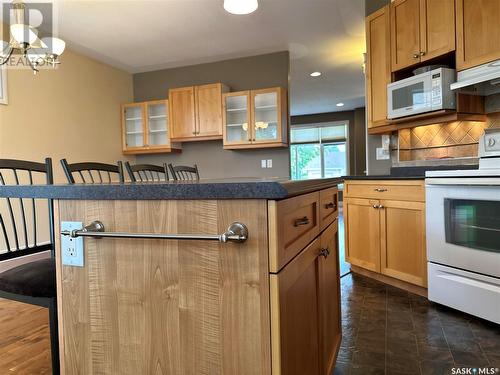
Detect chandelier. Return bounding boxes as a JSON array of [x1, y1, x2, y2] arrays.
[[0, 1, 66, 74]]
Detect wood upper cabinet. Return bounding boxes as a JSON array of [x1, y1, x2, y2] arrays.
[[169, 83, 228, 142], [270, 220, 340, 375], [390, 0, 455, 71], [169, 86, 196, 139], [456, 0, 500, 70], [380, 200, 427, 287], [195, 83, 225, 138], [366, 5, 391, 128], [223, 87, 288, 149], [344, 197, 381, 272], [121, 100, 181, 155]]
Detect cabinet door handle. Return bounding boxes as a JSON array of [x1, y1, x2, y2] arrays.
[[420, 51, 426, 56], [325, 202, 336, 209], [373, 204, 379, 209], [413, 53, 420, 58], [319, 247, 330, 258], [294, 216, 310, 227], [378, 204, 384, 209], [374, 188, 387, 192], [372, 204, 384, 209]]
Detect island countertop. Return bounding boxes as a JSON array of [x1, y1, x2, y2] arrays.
[[0, 177, 342, 200]]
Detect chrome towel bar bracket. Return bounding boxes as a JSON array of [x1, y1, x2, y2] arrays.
[[61, 220, 249, 243]]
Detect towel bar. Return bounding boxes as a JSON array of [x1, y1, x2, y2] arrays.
[[61, 220, 248, 243]]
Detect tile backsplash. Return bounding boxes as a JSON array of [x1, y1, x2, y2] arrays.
[[396, 112, 500, 162]]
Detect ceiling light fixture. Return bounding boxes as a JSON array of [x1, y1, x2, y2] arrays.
[[224, 0, 258, 15], [310, 71, 322, 77], [0, 1, 66, 74], [336, 103, 345, 107]]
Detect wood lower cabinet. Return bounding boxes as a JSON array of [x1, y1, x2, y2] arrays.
[[380, 200, 427, 286], [366, 5, 391, 128], [344, 180, 427, 288], [270, 220, 340, 375], [344, 197, 381, 272], [456, 0, 500, 70], [169, 83, 229, 142], [55, 185, 341, 375]]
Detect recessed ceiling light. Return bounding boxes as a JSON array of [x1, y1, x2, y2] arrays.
[[224, 0, 258, 15], [336, 102, 345, 107], [310, 71, 322, 77]]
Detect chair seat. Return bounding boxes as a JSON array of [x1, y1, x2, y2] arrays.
[[0, 258, 56, 298]]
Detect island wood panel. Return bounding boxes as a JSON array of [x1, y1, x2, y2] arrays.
[[55, 199, 271, 375], [318, 220, 341, 375]]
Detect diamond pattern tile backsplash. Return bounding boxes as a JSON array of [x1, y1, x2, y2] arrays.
[[398, 113, 500, 161]]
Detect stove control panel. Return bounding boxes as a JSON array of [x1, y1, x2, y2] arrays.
[[480, 129, 500, 157]]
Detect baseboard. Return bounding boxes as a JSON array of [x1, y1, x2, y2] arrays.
[[0, 251, 51, 273], [350, 265, 428, 298]]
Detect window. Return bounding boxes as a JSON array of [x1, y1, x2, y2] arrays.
[[290, 122, 348, 180]]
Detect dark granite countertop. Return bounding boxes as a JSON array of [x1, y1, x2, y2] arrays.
[[344, 164, 479, 181], [0, 177, 342, 200]]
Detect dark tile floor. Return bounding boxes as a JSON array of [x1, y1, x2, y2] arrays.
[[334, 273, 500, 375]]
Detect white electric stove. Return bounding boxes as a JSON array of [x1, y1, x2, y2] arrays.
[[425, 128, 500, 324]]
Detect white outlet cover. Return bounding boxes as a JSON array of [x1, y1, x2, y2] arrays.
[[376, 147, 390, 160], [267, 159, 273, 168], [261, 160, 267, 168], [61, 221, 84, 267]]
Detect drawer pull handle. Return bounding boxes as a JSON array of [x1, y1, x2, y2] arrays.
[[319, 247, 330, 258], [325, 202, 336, 209], [61, 220, 249, 243], [374, 188, 387, 192], [294, 216, 310, 227]]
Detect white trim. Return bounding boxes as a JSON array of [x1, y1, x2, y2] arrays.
[[0, 65, 7, 105], [0, 251, 50, 274]]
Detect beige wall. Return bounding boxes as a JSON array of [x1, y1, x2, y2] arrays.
[[0, 49, 133, 182]]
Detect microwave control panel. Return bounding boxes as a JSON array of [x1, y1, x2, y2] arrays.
[[431, 72, 442, 107]]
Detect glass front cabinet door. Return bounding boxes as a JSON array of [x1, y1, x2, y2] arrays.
[[223, 87, 288, 149], [122, 100, 181, 154]]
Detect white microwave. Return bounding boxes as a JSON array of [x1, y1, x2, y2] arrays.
[[387, 68, 456, 119]]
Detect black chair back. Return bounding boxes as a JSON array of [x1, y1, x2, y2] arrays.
[[168, 164, 200, 181], [0, 158, 54, 260], [61, 159, 124, 184], [124, 162, 169, 182]]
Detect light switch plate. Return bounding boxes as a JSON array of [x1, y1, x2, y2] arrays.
[[61, 222, 84, 267], [267, 159, 273, 168], [261, 160, 267, 168]]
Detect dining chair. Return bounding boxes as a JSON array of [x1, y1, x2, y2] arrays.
[[124, 161, 169, 182], [168, 163, 200, 181], [60, 158, 124, 183], [0, 158, 59, 374]]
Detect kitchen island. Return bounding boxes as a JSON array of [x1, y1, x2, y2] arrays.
[[0, 178, 341, 375]]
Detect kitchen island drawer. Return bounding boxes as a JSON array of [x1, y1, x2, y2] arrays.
[[319, 187, 339, 231], [268, 191, 320, 272], [344, 180, 425, 202]]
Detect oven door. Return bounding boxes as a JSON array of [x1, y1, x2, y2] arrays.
[[387, 74, 432, 119], [426, 182, 500, 278]]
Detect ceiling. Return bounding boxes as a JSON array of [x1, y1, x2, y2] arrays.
[[54, 0, 366, 116]]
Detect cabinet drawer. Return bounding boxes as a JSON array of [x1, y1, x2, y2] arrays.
[[268, 192, 320, 273], [319, 187, 339, 231], [344, 181, 424, 202]]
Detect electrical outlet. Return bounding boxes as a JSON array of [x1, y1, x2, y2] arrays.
[[261, 159, 267, 168], [61, 222, 84, 267], [267, 159, 273, 168]]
